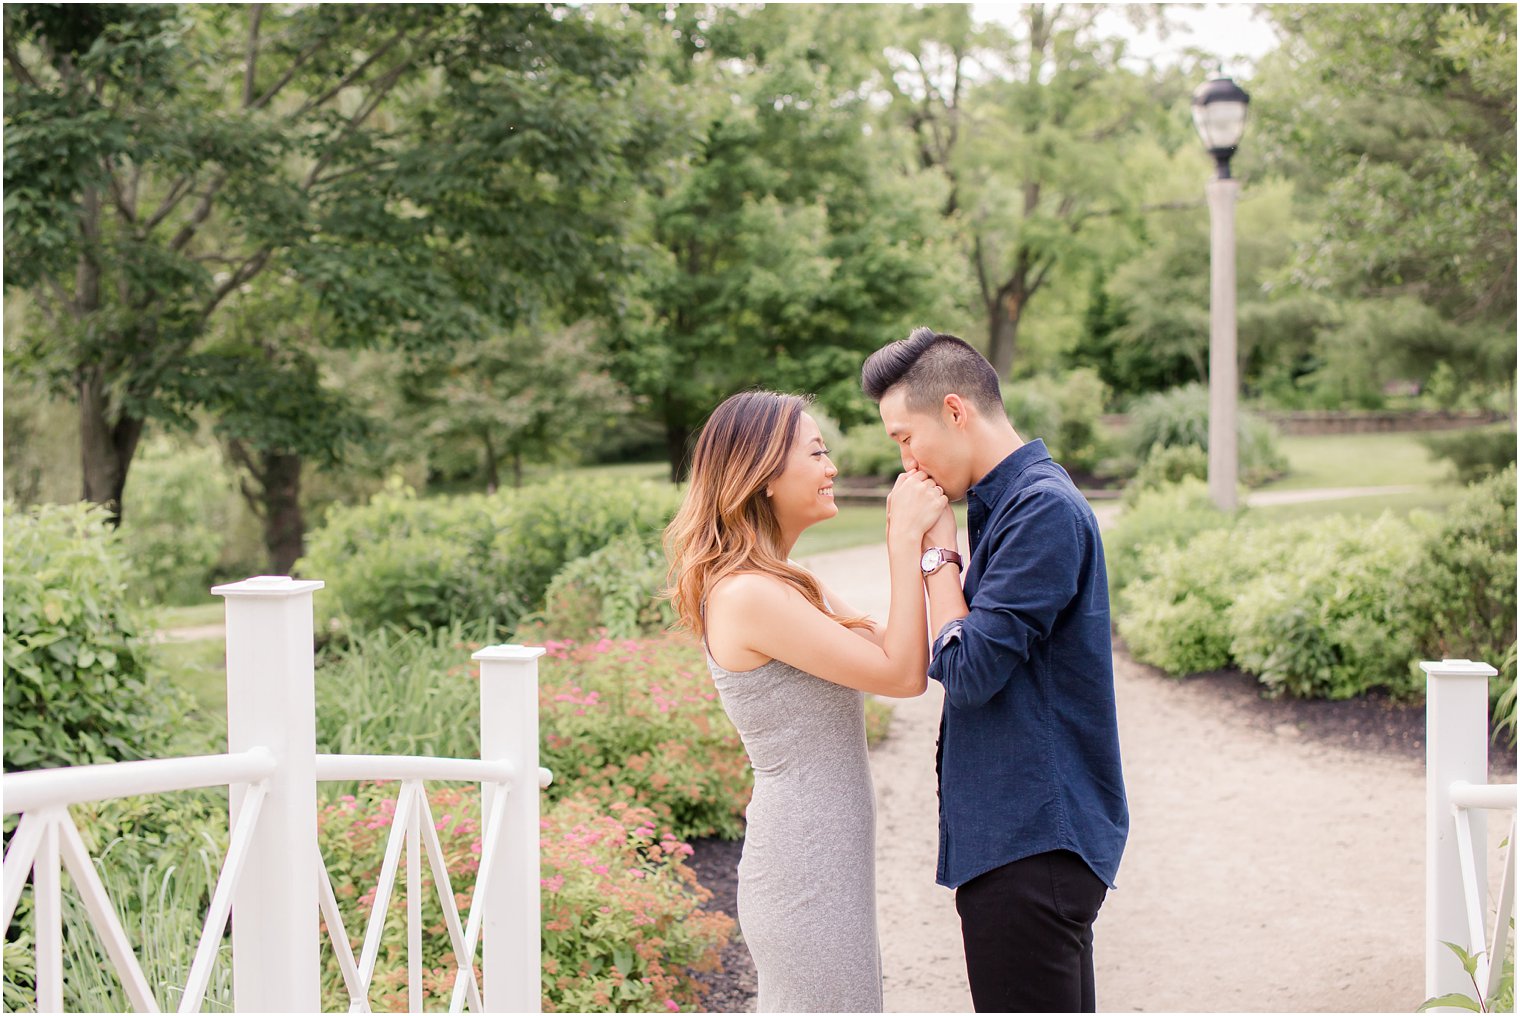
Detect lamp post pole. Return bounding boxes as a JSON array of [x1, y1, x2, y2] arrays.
[[1192, 75, 1251, 512], [1206, 176, 1240, 511]]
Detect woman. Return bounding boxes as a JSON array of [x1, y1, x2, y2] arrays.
[[664, 390, 947, 1013]]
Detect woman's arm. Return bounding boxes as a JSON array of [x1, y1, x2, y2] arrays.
[[807, 572, 886, 648], [710, 472, 943, 697]]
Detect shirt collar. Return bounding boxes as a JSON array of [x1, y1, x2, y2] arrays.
[[967, 439, 1050, 507]]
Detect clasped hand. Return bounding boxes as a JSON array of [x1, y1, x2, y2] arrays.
[[886, 469, 949, 543]]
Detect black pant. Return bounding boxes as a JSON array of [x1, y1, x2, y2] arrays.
[[954, 850, 1109, 1013]]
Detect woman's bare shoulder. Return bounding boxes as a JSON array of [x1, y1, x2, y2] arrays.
[[707, 570, 796, 612]]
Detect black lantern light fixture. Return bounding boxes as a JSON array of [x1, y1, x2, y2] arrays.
[[1191, 76, 1251, 178]]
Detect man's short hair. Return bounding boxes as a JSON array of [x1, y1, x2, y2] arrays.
[[860, 326, 1004, 416]]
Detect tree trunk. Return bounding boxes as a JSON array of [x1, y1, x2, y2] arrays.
[[665, 416, 692, 484], [78, 368, 144, 525], [260, 451, 304, 574], [985, 294, 1024, 380], [482, 430, 499, 494]]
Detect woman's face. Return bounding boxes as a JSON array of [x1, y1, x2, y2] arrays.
[[767, 412, 838, 532]]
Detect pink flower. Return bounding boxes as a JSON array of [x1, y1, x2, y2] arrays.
[[666, 1001, 680, 1012]]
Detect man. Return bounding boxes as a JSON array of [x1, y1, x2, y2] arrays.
[[862, 327, 1128, 1013]]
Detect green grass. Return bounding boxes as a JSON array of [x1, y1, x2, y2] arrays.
[[793, 502, 970, 557], [1242, 487, 1465, 526], [153, 601, 224, 630], [157, 637, 228, 745], [1257, 431, 1456, 491], [793, 504, 888, 556]]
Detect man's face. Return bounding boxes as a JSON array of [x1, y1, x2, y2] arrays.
[[877, 387, 972, 500]]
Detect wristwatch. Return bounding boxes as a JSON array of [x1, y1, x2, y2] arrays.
[[919, 547, 963, 578]]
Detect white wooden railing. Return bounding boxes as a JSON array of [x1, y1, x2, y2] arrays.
[[1425, 659, 1517, 1008], [3, 576, 551, 1013]]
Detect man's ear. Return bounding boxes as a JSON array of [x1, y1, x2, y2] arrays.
[[942, 393, 971, 429]]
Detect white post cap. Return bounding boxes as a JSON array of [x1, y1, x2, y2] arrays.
[[472, 645, 548, 663], [212, 575, 325, 597], [1419, 659, 1499, 678]]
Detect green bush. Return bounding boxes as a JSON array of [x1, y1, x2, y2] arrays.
[[1420, 427, 1517, 484], [118, 438, 238, 605], [543, 533, 674, 640], [313, 625, 751, 843], [1121, 444, 1208, 507], [3, 502, 191, 771], [298, 477, 680, 634], [1117, 525, 1299, 676], [1493, 642, 1517, 749], [1395, 466, 1517, 723], [298, 481, 500, 634], [1228, 515, 1423, 699], [1004, 369, 1112, 476], [1125, 383, 1287, 484], [1104, 478, 1237, 593], [537, 635, 751, 841], [314, 782, 732, 1013], [484, 480, 680, 631]]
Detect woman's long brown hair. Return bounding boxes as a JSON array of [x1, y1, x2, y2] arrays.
[[663, 390, 871, 638]]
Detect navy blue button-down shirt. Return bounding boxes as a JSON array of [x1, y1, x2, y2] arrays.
[[927, 439, 1129, 889]]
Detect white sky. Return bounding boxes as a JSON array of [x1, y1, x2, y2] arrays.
[[973, 2, 1280, 75]]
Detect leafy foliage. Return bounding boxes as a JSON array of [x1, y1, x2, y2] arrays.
[[1227, 516, 1424, 699], [608, 5, 950, 478], [1420, 428, 1518, 485], [297, 478, 680, 634], [1121, 444, 1208, 506], [4, 3, 657, 523], [1418, 939, 1515, 1013], [537, 636, 751, 841], [395, 322, 630, 493], [116, 438, 238, 605], [1395, 466, 1518, 716], [1104, 477, 1237, 594], [1117, 526, 1298, 677], [1002, 368, 1112, 475], [543, 533, 675, 641], [1124, 383, 1288, 484], [2, 502, 190, 771], [314, 782, 732, 1013]]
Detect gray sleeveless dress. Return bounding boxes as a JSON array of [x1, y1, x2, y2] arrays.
[[704, 648, 883, 1013]]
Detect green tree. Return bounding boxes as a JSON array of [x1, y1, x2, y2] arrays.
[[608, 4, 951, 480], [4, 4, 652, 542], [1258, 5, 1516, 334], [397, 322, 628, 493], [878, 4, 1184, 377]]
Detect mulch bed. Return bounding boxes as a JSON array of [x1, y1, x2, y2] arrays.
[[686, 834, 756, 1012], [1127, 652, 1516, 776]]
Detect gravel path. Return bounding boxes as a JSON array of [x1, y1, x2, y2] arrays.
[[798, 539, 1510, 1014]]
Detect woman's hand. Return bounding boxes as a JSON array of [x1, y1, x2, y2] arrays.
[[887, 469, 949, 543]]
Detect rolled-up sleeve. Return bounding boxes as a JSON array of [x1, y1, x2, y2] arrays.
[[927, 487, 1083, 709]]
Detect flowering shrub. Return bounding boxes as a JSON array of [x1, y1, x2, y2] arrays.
[[539, 793, 732, 1012], [315, 782, 730, 1013], [537, 634, 751, 841]]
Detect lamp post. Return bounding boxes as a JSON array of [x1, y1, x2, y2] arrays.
[[1192, 76, 1250, 511]]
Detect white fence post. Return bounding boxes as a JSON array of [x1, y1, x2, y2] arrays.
[[1422, 658, 1497, 1002], [473, 645, 546, 1014], [213, 576, 325, 1012]]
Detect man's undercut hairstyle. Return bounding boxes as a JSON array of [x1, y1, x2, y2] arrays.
[[860, 327, 1004, 416]]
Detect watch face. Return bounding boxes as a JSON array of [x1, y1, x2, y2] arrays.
[[920, 548, 941, 572]]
